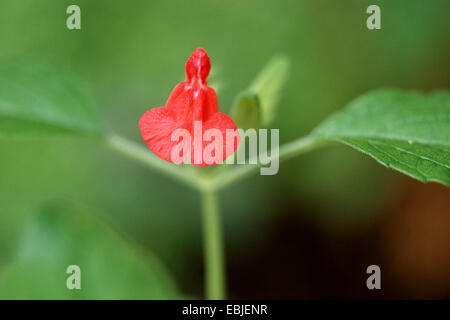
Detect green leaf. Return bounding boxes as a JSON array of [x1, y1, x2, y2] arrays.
[[0, 63, 103, 137], [230, 91, 260, 130], [249, 55, 290, 126], [0, 201, 181, 299], [313, 89, 450, 186]]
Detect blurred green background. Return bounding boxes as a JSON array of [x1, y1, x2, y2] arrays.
[[0, 0, 449, 298]]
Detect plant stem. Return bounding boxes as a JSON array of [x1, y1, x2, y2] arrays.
[[104, 134, 206, 191], [105, 132, 328, 300], [105, 133, 328, 192], [213, 136, 328, 190], [201, 190, 226, 299]]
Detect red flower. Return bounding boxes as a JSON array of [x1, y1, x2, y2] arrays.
[[139, 48, 240, 166]]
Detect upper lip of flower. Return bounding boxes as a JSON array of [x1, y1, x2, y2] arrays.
[[185, 48, 211, 85]]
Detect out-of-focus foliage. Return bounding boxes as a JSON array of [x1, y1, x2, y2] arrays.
[[0, 63, 103, 137], [231, 56, 290, 130], [231, 92, 260, 131], [248, 56, 290, 126], [0, 201, 180, 299]]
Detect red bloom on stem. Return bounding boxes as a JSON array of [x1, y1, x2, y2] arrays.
[[139, 48, 240, 166]]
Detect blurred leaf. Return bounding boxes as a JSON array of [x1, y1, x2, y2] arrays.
[[0, 201, 181, 299], [249, 55, 290, 126], [313, 89, 450, 186], [0, 63, 103, 137], [231, 91, 260, 130]]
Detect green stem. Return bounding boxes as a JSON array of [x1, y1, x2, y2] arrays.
[[201, 190, 226, 299], [104, 133, 328, 191], [104, 134, 207, 191]]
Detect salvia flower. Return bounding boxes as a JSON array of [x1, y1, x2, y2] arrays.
[[139, 48, 240, 166]]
